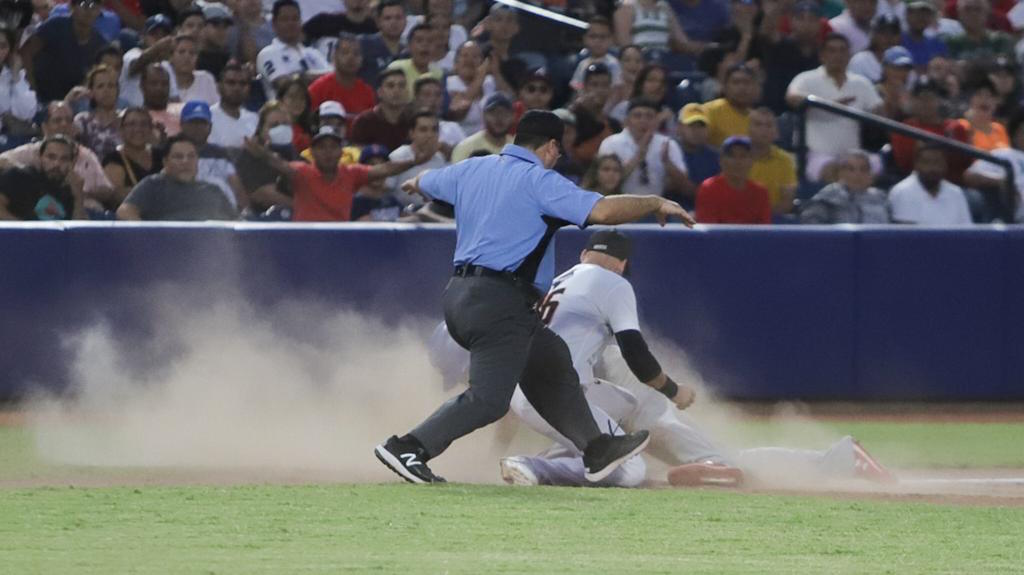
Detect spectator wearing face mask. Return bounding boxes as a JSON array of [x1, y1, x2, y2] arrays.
[[238, 101, 298, 215]]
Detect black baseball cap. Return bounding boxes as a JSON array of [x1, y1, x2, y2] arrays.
[[585, 230, 632, 261]]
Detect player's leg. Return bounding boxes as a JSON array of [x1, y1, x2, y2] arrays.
[[516, 326, 604, 451], [409, 280, 539, 458], [501, 452, 646, 488], [377, 279, 539, 483], [507, 386, 646, 488]]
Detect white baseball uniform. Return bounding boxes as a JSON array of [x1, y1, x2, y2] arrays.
[[428, 263, 861, 487]]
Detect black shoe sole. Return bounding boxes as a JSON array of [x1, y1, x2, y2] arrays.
[[584, 434, 650, 483], [374, 444, 427, 484]]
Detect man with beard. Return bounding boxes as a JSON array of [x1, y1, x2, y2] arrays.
[[0, 135, 84, 220], [1, 101, 115, 210], [450, 92, 515, 163], [209, 62, 259, 149]]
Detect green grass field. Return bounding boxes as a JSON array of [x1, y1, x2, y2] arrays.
[[2, 420, 1024, 574]]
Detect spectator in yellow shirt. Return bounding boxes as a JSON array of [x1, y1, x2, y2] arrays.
[[747, 107, 797, 215], [703, 63, 760, 147]]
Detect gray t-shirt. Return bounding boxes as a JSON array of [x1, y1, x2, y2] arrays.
[[124, 173, 237, 221], [800, 183, 891, 224]]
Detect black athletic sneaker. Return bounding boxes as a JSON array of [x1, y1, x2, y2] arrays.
[[374, 435, 447, 484], [582, 430, 650, 482]]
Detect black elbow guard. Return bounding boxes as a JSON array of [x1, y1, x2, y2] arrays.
[[614, 329, 662, 383]]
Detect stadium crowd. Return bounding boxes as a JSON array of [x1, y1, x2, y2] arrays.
[[0, 0, 1022, 225]]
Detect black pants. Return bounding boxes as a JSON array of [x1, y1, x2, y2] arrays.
[[410, 275, 601, 458]]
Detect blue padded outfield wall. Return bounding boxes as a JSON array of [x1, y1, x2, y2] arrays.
[[1, 223, 1022, 401]]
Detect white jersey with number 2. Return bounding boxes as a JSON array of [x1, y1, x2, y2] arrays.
[[539, 263, 641, 386]]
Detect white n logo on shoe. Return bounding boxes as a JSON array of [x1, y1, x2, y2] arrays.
[[399, 453, 422, 467]]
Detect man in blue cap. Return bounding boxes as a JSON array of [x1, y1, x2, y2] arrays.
[[179, 100, 249, 211], [696, 135, 771, 224], [121, 14, 176, 107], [450, 92, 516, 163], [374, 109, 695, 485]]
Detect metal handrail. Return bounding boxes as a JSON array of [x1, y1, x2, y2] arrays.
[[796, 95, 1017, 219]]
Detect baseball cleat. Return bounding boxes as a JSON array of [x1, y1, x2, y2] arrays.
[[667, 461, 744, 487], [851, 438, 897, 483], [499, 456, 540, 486], [374, 435, 447, 484], [582, 430, 650, 483]]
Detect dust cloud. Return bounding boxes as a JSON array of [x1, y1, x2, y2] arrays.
[[26, 295, 876, 489], [27, 299, 525, 484]]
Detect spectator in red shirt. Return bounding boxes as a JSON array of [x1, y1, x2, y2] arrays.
[[307, 33, 376, 130], [696, 136, 772, 224], [891, 76, 965, 177], [247, 125, 434, 221]]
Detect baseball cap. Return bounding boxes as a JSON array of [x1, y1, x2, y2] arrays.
[[552, 107, 576, 126], [911, 76, 948, 97], [882, 46, 914, 68], [907, 0, 936, 11], [627, 97, 659, 113], [483, 92, 513, 111], [872, 13, 901, 33], [992, 55, 1017, 73], [721, 135, 752, 153], [359, 143, 390, 163], [201, 2, 234, 23], [679, 102, 709, 125], [318, 100, 347, 118], [489, 2, 515, 15], [584, 61, 611, 81], [523, 67, 552, 86], [180, 100, 212, 123], [585, 230, 632, 261], [312, 125, 344, 144], [145, 14, 173, 33]]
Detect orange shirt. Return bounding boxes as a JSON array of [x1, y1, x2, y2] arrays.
[[290, 162, 370, 222], [956, 119, 1009, 152]]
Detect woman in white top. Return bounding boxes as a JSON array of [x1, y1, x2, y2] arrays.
[[446, 40, 495, 136], [613, 0, 697, 55], [166, 34, 219, 104], [0, 29, 37, 140]]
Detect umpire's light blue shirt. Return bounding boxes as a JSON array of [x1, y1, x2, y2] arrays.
[[420, 144, 602, 291]]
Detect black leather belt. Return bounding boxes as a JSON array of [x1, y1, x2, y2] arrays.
[[453, 264, 541, 303], [453, 264, 518, 280]]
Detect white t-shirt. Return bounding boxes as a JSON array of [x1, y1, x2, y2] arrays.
[[386, 144, 448, 207], [597, 130, 686, 196], [829, 11, 871, 54], [164, 63, 219, 104], [889, 173, 972, 225], [439, 120, 466, 149], [847, 51, 882, 84], [297, 0, 343, 23], [543, 263, 641, 386], [208, 104, 259, 149], [965, 147, 1024, 222], [445, 74, 496, 137], [257, 38, 333, 94], [120, 47, 145, 107], [787, 66, 882, 156]]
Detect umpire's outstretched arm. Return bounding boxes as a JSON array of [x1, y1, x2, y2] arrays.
[[587, 194, 695, 227]]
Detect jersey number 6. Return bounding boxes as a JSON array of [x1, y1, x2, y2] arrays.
[[537, 287, 566, 325]]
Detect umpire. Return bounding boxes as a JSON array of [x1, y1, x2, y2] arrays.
[[375, 110, 694, 484]]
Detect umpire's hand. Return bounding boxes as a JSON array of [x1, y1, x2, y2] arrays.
[[656, 198, 696, 228]]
